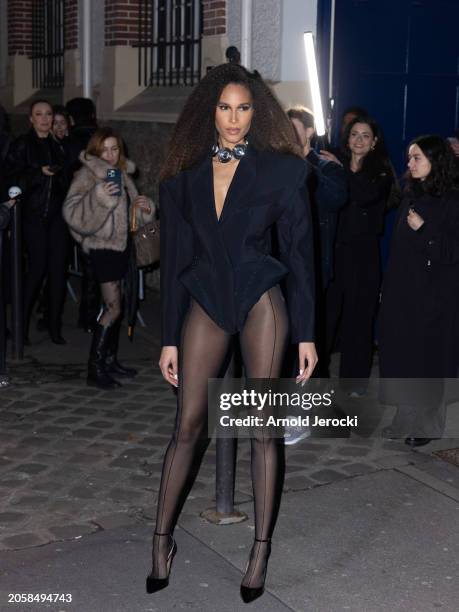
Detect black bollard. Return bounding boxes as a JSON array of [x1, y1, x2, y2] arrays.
[[215, 341, 239, 515], [10, 202, 23, 360], [216, 435, 238, 514], [201, 339, 247, 525]]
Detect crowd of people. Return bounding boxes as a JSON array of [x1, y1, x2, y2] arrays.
[[0, 85, 458, 407], [1, 64, 459, 602], [150, 64, 459, 602], [0, 98, 155, 389]]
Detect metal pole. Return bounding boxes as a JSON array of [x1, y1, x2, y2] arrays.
[[10, 203, 23, 361], [240, 0, 252, 70], [0, 221, 7, 377], [328, 0, 336, 100], [82, 0, 92, 99], [328, 0, 336, 143]]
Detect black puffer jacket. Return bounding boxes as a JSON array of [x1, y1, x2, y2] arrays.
[[4, 129, 70, 222]]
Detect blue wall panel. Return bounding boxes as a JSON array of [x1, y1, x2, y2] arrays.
[[323, 0, 459, 173]]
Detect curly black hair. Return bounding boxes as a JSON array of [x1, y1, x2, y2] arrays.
[[405, 134, 459, 197], [160, 63, 302, 180]]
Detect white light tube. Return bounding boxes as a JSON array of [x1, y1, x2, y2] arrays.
[[303, 32, 326, 136]]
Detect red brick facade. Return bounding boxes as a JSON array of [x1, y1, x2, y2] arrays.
[[8, 0, 33, 55], [8, 0, 78, 56], [64, 0, 78, 51], [7, 0, 226, 58], [105, 0, 226, 47], [203, 0, 226, 36], [105, 0, 142, 47]]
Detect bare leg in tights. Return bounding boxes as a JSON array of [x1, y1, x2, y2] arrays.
[[99, 281, 121, 326], [151, 286, 289, 590]]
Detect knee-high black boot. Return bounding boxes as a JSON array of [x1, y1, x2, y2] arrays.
[[87, 323, 122, 389], [105, 319, 138, 378]]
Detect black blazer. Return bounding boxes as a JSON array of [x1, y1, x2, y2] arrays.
[[160, 146, 315, 346]]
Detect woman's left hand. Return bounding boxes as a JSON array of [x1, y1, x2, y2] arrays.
[[133, 195, 151, 214], [296, 342, 318, 385], [407, 208, 425, 231]]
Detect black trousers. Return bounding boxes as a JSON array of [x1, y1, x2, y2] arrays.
[[23, 214, 69, 336], [326, 236, 381, 381]]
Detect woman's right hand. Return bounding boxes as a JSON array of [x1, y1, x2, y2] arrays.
[[319, 150, 343, 166], [102, 181, 121, 197], [159, 346, 179, 387]]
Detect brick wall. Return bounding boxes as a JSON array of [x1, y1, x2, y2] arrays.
[[203, 0, 226, 36], [105, 0, 141, 47], [64, 0, 78, 50], [105, 0, 225, 48], [8, 0, 33, 55]]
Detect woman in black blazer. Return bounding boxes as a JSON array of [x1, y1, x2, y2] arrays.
[[147, 64, 317, 603]]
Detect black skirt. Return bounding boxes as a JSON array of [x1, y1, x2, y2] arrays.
[[89, 244, 129, 283]]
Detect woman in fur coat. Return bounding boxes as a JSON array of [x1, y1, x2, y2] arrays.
[[63, 127, 155, 388]]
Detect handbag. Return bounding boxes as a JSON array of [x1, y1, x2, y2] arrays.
[[130, 201, 160, 267]]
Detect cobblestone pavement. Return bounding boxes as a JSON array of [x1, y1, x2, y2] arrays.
[[3, 348, 457, 552]]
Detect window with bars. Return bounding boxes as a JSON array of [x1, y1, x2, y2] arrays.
[[32, 0, 65, 89], [138, 0, 202, 87]]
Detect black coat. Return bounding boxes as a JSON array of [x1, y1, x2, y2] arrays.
[[160, 147, 315, 346], [379, 190, 459, 380], [5, 129, 69, 223], [305, 150, 347, 287], [337, 165, 392, 243]]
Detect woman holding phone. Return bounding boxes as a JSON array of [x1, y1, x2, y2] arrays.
[[5, 99, 70, 344], [63, 127, 155, 388]]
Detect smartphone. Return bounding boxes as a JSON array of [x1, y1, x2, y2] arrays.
[[48, 164, 62, 173], [106, 168, 122, 195]]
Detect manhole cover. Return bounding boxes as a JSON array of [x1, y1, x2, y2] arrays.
[[433, 448, 459, 467]]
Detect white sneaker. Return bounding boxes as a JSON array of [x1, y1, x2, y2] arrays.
[[283, 419, 311, 445]]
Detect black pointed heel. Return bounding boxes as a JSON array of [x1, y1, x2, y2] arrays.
[[146, 532, 177, 594], [240, 538, 271, 604]]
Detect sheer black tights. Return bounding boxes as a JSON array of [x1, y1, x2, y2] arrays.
[[152, 287, 289, 585], [99, 281, 121, 327]]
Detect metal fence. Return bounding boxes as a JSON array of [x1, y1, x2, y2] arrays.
[[32, 0, 65, 89], [138, 0, 202, 87]]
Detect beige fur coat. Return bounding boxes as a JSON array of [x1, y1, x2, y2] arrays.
[[63, 152, 155, 253]]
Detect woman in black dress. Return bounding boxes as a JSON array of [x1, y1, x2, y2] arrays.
[[63, 127, 155, 388], [379, 135, 459, 446], [147, 64, 317, 603]]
